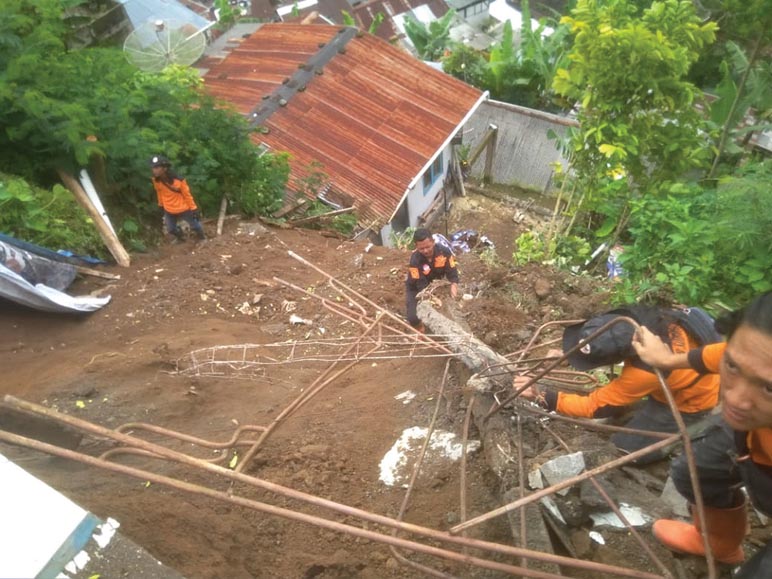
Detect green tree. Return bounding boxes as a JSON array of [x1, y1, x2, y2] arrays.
[[441, 43, 487, 88], [707, 41, 772, 170], [552, 0, 717, 237], [700, 0, 772, 177]]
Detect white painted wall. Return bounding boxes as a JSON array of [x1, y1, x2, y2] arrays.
[[406, 147, 449, 224]]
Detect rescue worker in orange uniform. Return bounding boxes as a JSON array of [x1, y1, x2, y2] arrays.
[[405, 228, 459, 332], [151, 155, 206, 243], [633, 292, 772, 577], [519, 306, 722, 464]]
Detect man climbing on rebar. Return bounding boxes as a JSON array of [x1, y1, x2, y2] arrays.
[[517, 305, 722, 464], [405, 228, 459, 333]]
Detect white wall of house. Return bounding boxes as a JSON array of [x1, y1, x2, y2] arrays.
[[380, 144, 456, 246], [380, 222, 393, 246], [407, 147, 448, 223]]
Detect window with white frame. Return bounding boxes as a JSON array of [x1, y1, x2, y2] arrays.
[[422, 153, 444, 194]]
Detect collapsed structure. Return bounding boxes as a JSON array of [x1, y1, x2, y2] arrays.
[[2, 248, 748, 579]]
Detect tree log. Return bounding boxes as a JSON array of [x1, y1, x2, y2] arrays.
[[416, 301, 560, 574]]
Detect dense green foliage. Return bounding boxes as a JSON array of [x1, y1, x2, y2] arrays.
[[403, 10, 456, 61], [0, 0, 288, 253], [0, 173, 104, 255], [512, 230, 591, 269], [613, 160, 772, 306], [507, 0, 771, 310]]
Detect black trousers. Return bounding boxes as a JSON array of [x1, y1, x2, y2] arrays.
[[610, 398, 710, 465], [669, 415, 772, 577]]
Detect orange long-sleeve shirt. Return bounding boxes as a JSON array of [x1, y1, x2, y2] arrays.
[[692, 342, 772, 468], [154, 176, 198, 215], [547, 324, 720, 418]]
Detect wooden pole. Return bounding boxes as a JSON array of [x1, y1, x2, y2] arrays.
[[483, 125, 498, 184], [467, 127, 496, 167], [452, 147, 466, 197], [57, 169, 131, 267], [217, 195, 228, 236]]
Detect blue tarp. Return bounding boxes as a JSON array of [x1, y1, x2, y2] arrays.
[[0, 233, 105, 267]]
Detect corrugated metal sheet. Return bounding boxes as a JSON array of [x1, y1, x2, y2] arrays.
[[202, 23, 482, 224]]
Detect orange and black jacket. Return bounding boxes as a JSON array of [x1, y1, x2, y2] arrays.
[[154, 175, 198, 215], [405, 243, 459, 325], [543, 324, 720, 418]]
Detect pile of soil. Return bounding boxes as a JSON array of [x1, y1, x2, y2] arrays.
[[0, 192, 730, 578]]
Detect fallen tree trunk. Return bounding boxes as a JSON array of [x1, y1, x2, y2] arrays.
[[417, 302, 561, 575]]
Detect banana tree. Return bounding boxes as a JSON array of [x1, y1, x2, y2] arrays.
[[403, 9, 456, 61]]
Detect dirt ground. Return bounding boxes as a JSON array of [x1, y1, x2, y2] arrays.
[[0, 191, 723, 578]]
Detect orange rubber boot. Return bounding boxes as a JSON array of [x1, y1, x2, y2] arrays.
[[652, 500, 747, 564]]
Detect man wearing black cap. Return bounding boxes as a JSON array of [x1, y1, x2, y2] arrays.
[[520, 305, 722, 464], [151, 155, 206, 243]]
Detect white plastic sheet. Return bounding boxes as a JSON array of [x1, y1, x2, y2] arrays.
[[0, 263, 110, 313]]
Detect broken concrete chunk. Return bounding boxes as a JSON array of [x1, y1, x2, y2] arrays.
[[552, 495, 586, 527], [589, 531, 605, 545], [528, 468, 544, 490], [540, 451, 585, 496], [540, 496, 566, 525], [590, 503, 652, 529]]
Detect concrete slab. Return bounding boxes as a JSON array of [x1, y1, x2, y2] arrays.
[[0, 453, 184, 579]]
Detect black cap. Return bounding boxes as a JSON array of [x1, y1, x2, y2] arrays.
[[150, 155, 170, 167], [562, 311, 636, 370]]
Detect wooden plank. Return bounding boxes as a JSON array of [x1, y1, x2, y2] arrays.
[[57, 169, 131, 267], [74, 265, 121, 280]]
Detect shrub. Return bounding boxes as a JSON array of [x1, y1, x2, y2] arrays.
[[0, 174, 104, 255]]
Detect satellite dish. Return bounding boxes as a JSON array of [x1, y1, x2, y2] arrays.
[[123, 19, 207, 72]]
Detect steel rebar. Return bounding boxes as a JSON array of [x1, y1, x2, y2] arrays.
[[0, 395, 663, 578]]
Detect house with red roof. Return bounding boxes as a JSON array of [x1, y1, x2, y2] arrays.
[[202, 23, 487, 244]]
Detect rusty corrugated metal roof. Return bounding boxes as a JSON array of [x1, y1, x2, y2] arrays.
[[202, 23, 482, 225]]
